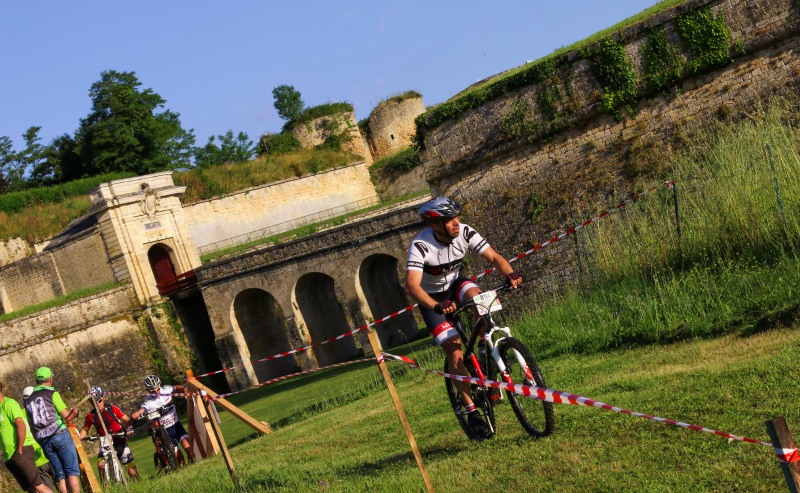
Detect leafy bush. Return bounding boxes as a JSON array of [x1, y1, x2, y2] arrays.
[[259, 132, 301, 155], [371, 148, 421, 172]]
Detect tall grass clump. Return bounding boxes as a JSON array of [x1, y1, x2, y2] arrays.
[[515, 98, 800, 354]]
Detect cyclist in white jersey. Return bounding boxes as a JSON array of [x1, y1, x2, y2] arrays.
[[130, 375, 195, 465], [406, 197, 522, 439]]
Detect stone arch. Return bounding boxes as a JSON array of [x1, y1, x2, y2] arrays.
[[231, 288, 299, 382], [147, 243, 177, 286], [293, 273, 356, 367], [356, 254, 419, 349]]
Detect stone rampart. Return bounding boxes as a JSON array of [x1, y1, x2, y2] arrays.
[[292, 111, 373, 165], [0, 238, 34, 268], [0, 285, 156, 413], [367, 96, 426, 160], [0, 252, 63, 315], [418, 0, 800, 304], [183, 162, 379, 251]]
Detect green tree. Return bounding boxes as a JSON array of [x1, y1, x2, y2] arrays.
[[29, 133, 80, 185], [0, 136, 13, 193], [193, 130, 256, 167], [69, 70, 195, 178], [272, 85, 305, 125], [0, 127, 45, 192]]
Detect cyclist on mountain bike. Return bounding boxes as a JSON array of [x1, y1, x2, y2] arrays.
[[405, 197, 522, 439], [78, 386, 138, 480], [130, 375, 195, 466]]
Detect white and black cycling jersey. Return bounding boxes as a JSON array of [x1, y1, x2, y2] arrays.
[[406, 223, 489, 293], [139, 384, 179, 428]]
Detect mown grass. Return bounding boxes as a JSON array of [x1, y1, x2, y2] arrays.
[[109, 326, 798, 492]]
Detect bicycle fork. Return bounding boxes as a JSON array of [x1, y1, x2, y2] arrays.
[[489, 329, 536, 386]]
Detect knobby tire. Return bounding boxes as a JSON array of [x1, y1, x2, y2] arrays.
[[107, 449, 123, 483], [157, 426, 179, 473], [498, 337, 555, 438]]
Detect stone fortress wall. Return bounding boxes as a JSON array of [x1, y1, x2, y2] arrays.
[[183, 161, 377, 251], [290, 95, 426, 166], [292, 111, 374, 165], [419, 0, 800, 306], [367, 95, 426, 161], [0, 286, 155, 412]]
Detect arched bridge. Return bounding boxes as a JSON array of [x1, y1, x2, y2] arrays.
[[186, 201, 427, 390]]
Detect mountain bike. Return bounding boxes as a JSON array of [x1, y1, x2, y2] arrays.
[[83, 432, 126, 483], [137, 407, 180, 474], [444, 283, 555, 440]]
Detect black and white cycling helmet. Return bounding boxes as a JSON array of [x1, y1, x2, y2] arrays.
[[143, 375, 161, 391], [91, 386, 104, 400], [418, 197, 462, 220]]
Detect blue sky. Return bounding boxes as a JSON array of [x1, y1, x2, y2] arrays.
[[1, 1, 660, 150]]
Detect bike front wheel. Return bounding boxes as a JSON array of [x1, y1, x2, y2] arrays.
[[444, 358, 496, 440], [157, 427, 180, 472], [106, 451, 123, 483], [498, 337, 555, 438]]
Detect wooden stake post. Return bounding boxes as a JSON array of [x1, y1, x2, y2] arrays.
[[766, 417, 800, 493], [366, 328, 435, 493], [69, 423, 101, 493]]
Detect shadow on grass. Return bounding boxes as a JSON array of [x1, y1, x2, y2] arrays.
[[337, 445, 472, 479]]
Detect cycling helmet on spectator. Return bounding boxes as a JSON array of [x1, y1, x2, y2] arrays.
[[418, 197, 462, 220], [143, 375, 161, 391], [91, 386, 104, 400]]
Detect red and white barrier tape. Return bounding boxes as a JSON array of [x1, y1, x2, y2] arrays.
[[189, 181, 674, 381], [472, 180, 675, 281], [381, 352, 799, 463], [211, 357, 377, 401]]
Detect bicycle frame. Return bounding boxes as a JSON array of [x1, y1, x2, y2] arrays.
[[446, 283, 555, 439], [454, 285, 525, 386]]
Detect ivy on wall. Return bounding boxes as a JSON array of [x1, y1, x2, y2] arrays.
[[414, 2, 738, 148], [675, 5, 731, 75], [414, 54, 569, 149], [642, 27, 685, 93], [584, 38, 638, 120]]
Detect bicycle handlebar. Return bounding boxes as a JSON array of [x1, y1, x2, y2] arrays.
[[83, 431, 128, 441], [451, 283, 514, 316]]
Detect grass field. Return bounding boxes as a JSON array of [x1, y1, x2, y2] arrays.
[[91, 96, 800, 492], [106, 324, 798, 492]]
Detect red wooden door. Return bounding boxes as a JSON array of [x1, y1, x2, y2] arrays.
[[148, 245, 177, 286]]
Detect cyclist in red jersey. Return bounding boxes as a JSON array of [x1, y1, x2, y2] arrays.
[[78, 387, 138, 480]]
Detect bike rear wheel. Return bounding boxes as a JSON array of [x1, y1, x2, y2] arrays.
[[498, 337, 555, 438], [444, 358, 496, 440]]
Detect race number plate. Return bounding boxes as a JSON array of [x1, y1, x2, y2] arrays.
[[472, 290, 502, 315]]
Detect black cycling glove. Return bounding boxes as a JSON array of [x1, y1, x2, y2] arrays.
[[505, 272, 521, 287], [433, 300, 456, 314]]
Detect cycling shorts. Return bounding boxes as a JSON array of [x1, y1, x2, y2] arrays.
[[166, 421, 189, 445], [419, 277, 480, 345]]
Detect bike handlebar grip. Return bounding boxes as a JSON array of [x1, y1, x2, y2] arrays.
[[434, 300, 455, 315]]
